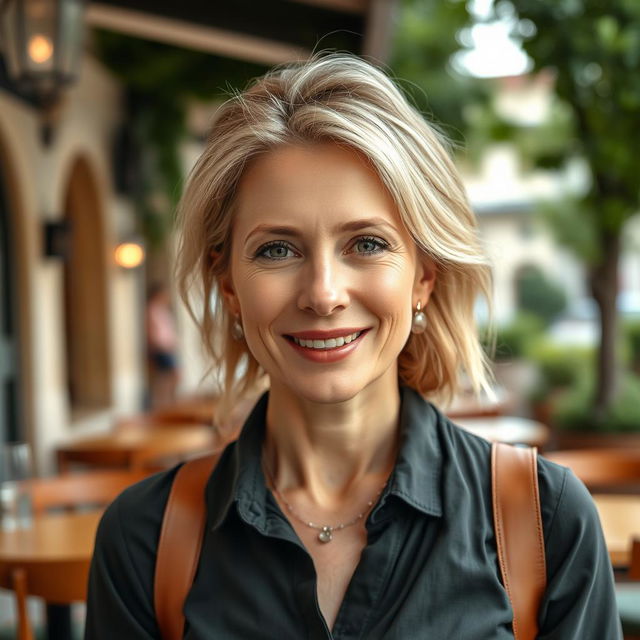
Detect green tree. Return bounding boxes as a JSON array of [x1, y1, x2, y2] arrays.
[[516, 265, 567, 326], [493, 0, 640, 415], [389, 0, 488, 146]]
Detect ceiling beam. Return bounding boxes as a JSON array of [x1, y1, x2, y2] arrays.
[[86, 3, 312, 65]]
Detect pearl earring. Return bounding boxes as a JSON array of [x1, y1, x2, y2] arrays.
[[232, 316, 244, 341], [411, 301, 427, 334]]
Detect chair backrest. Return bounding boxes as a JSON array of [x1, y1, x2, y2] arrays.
[[28, 468, 151, 514], [543, 448, 640, 492]]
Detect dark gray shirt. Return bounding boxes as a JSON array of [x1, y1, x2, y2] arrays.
[[85, 386, 622, 639]]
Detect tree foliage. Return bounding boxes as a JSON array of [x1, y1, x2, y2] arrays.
[[516, 265, 567, 325], [389, 0, 488, 146], [499, 0, 640, 411], [504, 0, 640, 241]]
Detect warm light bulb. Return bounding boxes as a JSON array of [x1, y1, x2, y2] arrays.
[[114, 243, 145, 269], [28, 34, 54, 63]]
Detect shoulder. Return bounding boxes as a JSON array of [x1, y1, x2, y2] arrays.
[[96, 446, 237, 556], [536, 455, 602, 545], [87, 467, 184, 637], [430, 405, 493, 478], [535, 461, 621, 635], [95, 466, 181, 563], [432, 406, 587, 535]]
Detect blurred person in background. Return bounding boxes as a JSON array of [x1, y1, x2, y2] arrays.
[[85, 54, 621, 639], [145, 283, 179, 408]]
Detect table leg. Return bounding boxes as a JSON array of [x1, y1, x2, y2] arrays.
[[46, 604, 73, 640]]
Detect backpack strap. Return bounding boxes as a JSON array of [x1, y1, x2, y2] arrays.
[[492, 442, 547, 640], [154, 453, 220, 640]]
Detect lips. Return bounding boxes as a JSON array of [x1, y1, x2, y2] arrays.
[[285, 328, 369, 363]]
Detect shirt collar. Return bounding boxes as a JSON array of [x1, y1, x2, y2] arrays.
[[384, 385, 443, 518], [206, 384, 444, 532], [207, 390, 271, 532]]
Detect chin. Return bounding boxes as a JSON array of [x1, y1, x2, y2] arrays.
[[295, 380, 359, 405], [281, 370, 391, 406]]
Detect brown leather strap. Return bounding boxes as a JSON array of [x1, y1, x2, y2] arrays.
[[492, 442, 546, 640], [154, 453, 220, 640]]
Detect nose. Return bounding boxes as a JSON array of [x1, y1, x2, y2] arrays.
[[297, 252, 350, 316]]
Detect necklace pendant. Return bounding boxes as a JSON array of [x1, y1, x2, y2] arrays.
[[318, 526, 333, 543]]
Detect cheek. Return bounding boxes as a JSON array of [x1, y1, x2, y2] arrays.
[[369, 265, 414, 317], [235, 273, 290, 326]]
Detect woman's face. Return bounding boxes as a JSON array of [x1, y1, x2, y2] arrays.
[[220, 142, 435, 404]]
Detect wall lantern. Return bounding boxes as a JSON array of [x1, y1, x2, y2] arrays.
[[42, 219, 71, 259], [114, 241, 145, 269], [0, 0, 86, 142]]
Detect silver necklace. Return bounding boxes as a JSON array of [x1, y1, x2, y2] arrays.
[[263, 462, 387, 543]]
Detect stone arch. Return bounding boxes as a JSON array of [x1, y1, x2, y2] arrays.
[[62, 155, 112, 411]]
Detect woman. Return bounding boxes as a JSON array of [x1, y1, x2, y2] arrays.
[[85, 54, 621, 639], [145, 283, 180, 408]]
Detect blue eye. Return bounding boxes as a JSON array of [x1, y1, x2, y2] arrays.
[[255, 241, 296, 261], [353, 236, 389, 255]]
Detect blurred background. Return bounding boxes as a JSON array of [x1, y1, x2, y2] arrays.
[[1, 0, 640, 470], [1, 0, 640, 637]]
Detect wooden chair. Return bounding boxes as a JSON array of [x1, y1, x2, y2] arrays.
[[543, 448, 640, 492], [2, 469, 151, 640], [619, 538, 640, 640]]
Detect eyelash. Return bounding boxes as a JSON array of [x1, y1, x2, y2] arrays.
[[254, 236, 390, 261]]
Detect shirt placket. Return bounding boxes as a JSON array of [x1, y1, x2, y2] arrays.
[[326, 511, 399, 639]]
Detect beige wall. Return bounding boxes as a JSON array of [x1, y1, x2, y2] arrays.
[[477, 213, 584, 324], [0, 56, 144, 472]]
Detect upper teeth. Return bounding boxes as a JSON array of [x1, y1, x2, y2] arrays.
[[292, 331, 362, 349]]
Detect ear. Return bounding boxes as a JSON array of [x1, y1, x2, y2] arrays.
[[211, 247, 240, 316], [217, 269, 240, 317], [413, 257, 437, 307]]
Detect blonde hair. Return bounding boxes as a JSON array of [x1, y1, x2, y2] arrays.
[[176, 53, 493, 427]]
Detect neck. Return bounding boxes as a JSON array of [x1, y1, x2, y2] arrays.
[[263, 376, 401, 507]]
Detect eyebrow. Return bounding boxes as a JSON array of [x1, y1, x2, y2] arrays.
[[244, 217, 397, 246]]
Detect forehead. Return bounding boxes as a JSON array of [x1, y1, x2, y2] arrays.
[[232, 143, 406, 238]]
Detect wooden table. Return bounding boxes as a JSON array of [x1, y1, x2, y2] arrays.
[[0, 510, 102, 638], [56, 425, 216, 472], [593, 494, 640, 568], [454, 416, 551, 449]]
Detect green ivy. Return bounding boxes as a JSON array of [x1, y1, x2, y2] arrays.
[[93, 30, 268, 248]]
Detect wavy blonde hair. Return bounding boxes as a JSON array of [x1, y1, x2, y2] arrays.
[[176, 53, 493, 427]]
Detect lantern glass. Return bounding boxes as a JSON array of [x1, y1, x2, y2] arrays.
[[24, 0, 56, 75]]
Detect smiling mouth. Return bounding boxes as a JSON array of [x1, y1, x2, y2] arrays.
[[285, 330, 367, 350]]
